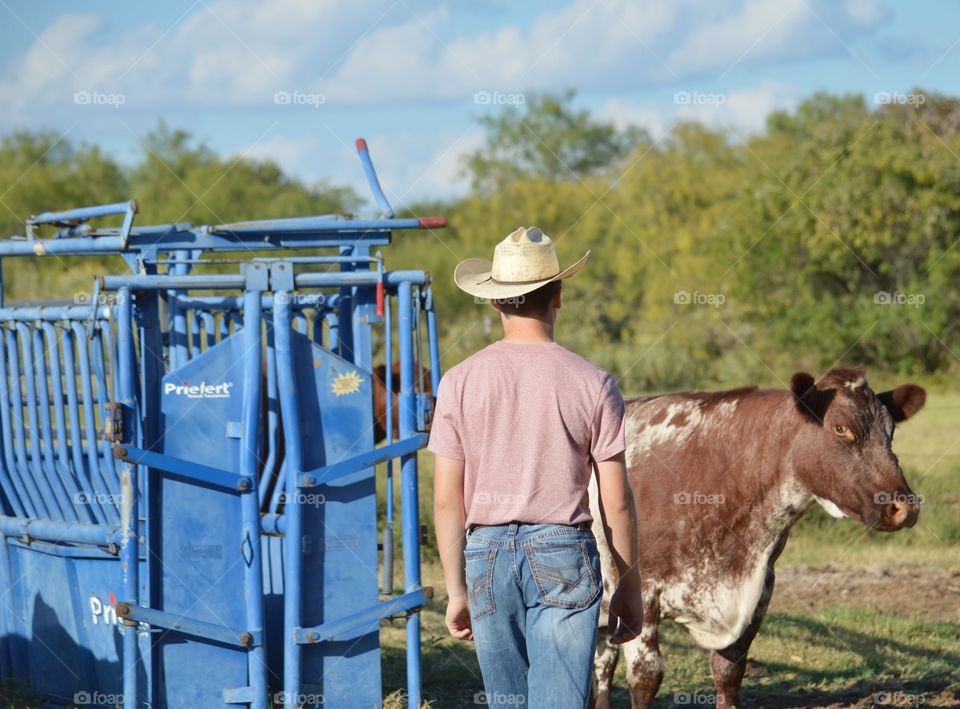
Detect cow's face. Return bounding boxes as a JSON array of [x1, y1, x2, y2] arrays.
[[790, 368, 925, 532]]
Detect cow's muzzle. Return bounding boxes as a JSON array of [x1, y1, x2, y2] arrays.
[[879, 496, 920, 530]]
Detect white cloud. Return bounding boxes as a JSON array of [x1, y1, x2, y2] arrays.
[[0, 0, 887, 120], [599, 80, 798, 139], [242, 125, 484, 206]]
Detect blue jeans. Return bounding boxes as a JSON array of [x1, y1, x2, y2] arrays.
[[464, 522, 603, 709]]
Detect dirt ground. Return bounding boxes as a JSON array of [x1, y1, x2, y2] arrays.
[[772, 565, 960, 624], [746, 565, 960, 708]]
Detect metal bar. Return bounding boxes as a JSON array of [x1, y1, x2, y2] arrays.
[[42, 323, 89, 520], [115, 602, 258, 650], [0, 514, 121, 545], [116, 446, 251, 492], [297, 435, 427, 488], [294, 588, 433, 645], [398, 281, 423, 707], [199, 311, 216, 351], [61, 326, 108, 524], [91, 328, 121, 494], [259, 322, 278, 509], [274, 294, 304, 709], [72, 322, 119, 524], [5, 328, 50, 518], [425, 287, 442, 398], [0, 305, 113, 322], [0, 329, 30, 517], [0, 223, 429, 257], [170, 249, 191, 369], [116, 287, 140, 709], [354, 139, 395, 218], [383, 293, 394, 594], [16, 324, 67, 520], [32, 328, 80, 522], [100, 270, 428, 291], [240, 288, 267, 709]]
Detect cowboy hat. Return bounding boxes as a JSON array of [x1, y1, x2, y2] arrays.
[[453, 226, 590, 300]]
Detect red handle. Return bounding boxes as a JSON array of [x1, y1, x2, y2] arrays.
[[376, 279, 384, 317]]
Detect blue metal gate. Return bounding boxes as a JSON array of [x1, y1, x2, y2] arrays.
[[0, 139, 442, 708]]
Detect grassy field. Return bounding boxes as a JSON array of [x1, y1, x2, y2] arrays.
[[379, 389, 960, 708]]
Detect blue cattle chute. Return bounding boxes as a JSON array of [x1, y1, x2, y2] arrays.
[[0, 139, 444, 708]]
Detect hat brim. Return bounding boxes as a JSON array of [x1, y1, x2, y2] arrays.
[[453, 250, 590, 300]]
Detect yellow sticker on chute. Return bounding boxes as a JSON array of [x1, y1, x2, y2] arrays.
[[331, 370, 363, 397]]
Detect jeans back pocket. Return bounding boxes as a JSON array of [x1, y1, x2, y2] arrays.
[[464, 546, 497, 619], [524, 536, 600, 609]]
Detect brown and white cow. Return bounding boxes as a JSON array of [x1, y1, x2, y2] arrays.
[[589, 367, 926, 709]]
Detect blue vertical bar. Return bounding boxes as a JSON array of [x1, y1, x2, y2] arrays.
[[259, 322, 279, 508], [16, 323, 66, 520], [117, 287, 140, 709], [170, 249, 189, 368], [0, 328, 30, 517], [241, 289, 267, 709], [6, 328, 50, 518], [41, 324, 85, 520], [72, 322, 119, 524], [382, 295, 394, 594], [425, 287, 442, 397], [32, 328, 80, 522], [274, 295, 303, 709], [61, 326, 108, 524], [398, 281, 422, 707]]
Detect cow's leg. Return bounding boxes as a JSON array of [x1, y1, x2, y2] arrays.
[[592, 622, 619, 709], [622, 593, 664, 709], [709, 569, 775, 709]]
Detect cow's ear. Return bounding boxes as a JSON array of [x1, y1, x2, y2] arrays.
[[791, 372, 834, 424], [878, 384, 926, 422]]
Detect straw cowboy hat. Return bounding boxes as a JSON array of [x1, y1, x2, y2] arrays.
[[453, 226, 590, 300]]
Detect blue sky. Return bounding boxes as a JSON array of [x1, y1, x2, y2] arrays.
[[2, 0, 959, 208]]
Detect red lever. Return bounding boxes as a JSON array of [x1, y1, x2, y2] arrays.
[[376, 280, 384, 317], [418, 216, 446, 229]]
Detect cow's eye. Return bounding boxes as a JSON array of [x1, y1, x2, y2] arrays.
[[834, 425, 852, 439]]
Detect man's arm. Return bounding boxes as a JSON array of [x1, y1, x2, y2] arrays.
[[595, 450, 644, 643], [433, 453, 473, 640]]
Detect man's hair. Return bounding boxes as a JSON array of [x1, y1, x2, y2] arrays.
[[493, 280, 561, 317]]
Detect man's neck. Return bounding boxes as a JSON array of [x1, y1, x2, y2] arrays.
[[500, 316, 554, 344]]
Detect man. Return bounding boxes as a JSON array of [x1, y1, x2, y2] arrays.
[[429, 226, 644, 708]]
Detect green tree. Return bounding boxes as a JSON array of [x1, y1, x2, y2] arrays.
[[463, 90, 646, 193]]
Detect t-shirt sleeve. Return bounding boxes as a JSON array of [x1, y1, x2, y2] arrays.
[[591, 373, 626, 462], [427, 374, 465, 461]]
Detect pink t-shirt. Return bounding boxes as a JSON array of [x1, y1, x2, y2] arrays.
[[428, 340, 626, 526]]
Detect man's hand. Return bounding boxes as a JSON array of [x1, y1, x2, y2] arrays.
[[445, 593, 473, 641], [607, 584, 644, 643]]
